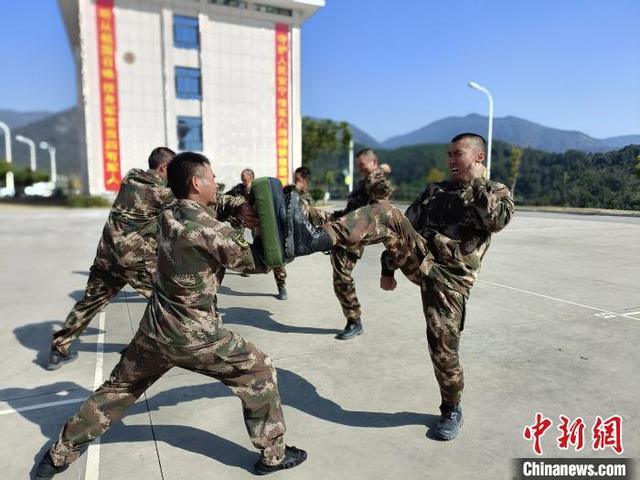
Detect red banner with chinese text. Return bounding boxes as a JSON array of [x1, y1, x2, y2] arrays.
[[275, 23, 290, 185], [96, 0, 122, 191]]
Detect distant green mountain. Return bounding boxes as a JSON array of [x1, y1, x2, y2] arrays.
[[602, 135, 640, 149], [348, 123, 383, 149], [349, 114, 638, 153], [5, 108, 81, 176], [0, 109, 53, 129]]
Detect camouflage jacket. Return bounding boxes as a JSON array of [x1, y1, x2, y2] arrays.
[[283, 184, 312, 205], [139, 199, 264, 347], [284, 184, 328, 226], [388, 177, 514, 296], [94, 169, 246, 270], [214, 192, 247, 222], [95, 169, 174, 270], [226, 182, 251, 200], [333, 167, 393, 219]]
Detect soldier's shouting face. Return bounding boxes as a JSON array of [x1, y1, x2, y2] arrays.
[[447, 138, 486, 182], [196, 164, 218, 206]]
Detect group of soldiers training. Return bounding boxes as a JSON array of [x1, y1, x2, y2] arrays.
[[35, 132, 514, 479]]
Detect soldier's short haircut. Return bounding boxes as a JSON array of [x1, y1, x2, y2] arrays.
[[241, 168, 255, 179], [148, 147, 176, 170], [294, 166, 310, 179], [356, 148, 375, 159], [450, 133, 487, 154], [167, 152, 210, 199]]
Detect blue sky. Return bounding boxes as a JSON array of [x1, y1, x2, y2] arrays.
[[0, 0, 638, 141]]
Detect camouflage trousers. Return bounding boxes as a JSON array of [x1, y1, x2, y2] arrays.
[[52, 257, 154, 356], [322, 200, 428, 285], [323, 201, 465, 406], [330, 245, 364, 322], [48, 328, 287, 467], [272, 266, 287, 287], [421, 277, 466, 407]]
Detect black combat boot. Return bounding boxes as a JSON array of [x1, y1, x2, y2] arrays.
[[335, 319, 363, 340], [254, 445, 307, 475], [47, 347, 78, 371], [35, 452, 68, 479], [284, 191, 333, 259], [431, 404, 463, 440], [276, 284, 288, 300]]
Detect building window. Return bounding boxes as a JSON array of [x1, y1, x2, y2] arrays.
[[177, 116, 203, 151], [208, 0, 247, 8], [175, 67, 202, 100], [254, 3, 292, 16], [173, 15, 199, 49]]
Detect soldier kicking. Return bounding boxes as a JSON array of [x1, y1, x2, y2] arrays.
[[287, 133, 514, 441], [35, 152, 307, 478]]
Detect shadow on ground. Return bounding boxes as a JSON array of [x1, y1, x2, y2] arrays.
[[13, 320, 128, 369], [3, 366, 438, 478], [220, 306, 341, 335]]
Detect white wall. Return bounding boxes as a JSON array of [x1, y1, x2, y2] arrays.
[[78, 0, 306, 194]]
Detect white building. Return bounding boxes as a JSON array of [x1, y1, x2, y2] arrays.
[[58, 0, 323, 195]]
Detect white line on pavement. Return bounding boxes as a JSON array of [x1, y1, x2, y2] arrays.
[[84, 311, 106, 480], [0, 397, 85, 416], [479, 280, 640, 321]]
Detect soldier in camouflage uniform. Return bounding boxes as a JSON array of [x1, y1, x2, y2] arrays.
[[283, 165, 329, 227], [49, 148, 249, 370], [35, 152, 307, 479], [47, 147, 176, 370], [225, 168, 289, 300], [313, 133, 514, 441], [330, 149, 393, 340]]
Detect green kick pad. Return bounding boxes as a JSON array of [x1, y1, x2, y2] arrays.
[[251, 177, 288, 268]]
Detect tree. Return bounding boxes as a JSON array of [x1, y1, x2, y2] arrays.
[[426, 167, 445, 184], [301, 117, 352, 168], [509, 146, 523, 199], [0, 161, 11, 183]]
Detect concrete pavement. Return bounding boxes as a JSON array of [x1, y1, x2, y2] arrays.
[[0, 207, 638, 479]]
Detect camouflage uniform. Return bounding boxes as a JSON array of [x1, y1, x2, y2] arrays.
[[329, 167, 393, 322], [47, 199, 287, 468], [52, 170, 245, 356], [226, 182, 287, 286], [52, 169, 173, 355], [323, 177, 514, 407]]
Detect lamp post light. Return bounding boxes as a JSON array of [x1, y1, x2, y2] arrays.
[[39, 141, 57, 185], [348, 139, 354, 193], [0, 120, 15, 193], [16, 134, 37, 172], [468, 81, 494, 179]]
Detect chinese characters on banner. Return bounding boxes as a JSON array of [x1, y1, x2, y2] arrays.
[[275, 23, 289, 185], [96, 0, 122, 191], [523, 413, 623, 455]]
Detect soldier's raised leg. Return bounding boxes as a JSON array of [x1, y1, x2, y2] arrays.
[[288, 196, 429, 276]]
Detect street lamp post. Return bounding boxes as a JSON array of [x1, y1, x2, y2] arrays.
[[468, 81, 494, 179], [16, 134, 37, 172], [348, 139, 354, 193], [0, 120, 15, 192], [39, 141, 57, 185]]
